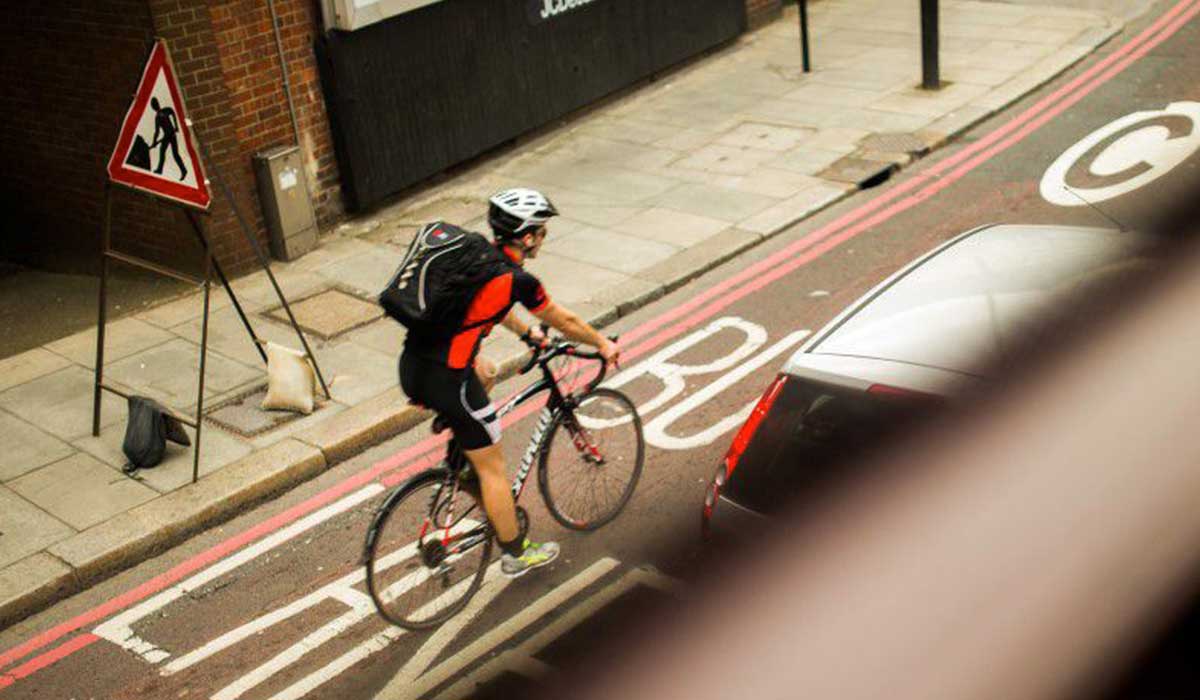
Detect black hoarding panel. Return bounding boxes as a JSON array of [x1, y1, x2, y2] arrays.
[[318, 0, 745, 211]]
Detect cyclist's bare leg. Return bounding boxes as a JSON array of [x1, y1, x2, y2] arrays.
[[474, 356, 497, 392], [462, 443, 519, 543]]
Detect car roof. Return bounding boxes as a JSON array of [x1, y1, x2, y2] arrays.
[[786, 224, 1147, 380]]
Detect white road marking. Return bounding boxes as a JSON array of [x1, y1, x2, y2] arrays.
[[429, 565, 681, 700], [269, 561, 512, 700], [1041, 102, 1200, 205], [598, 317, 768, 425], [377, 557, 622, 700], [93, 484, 385, 664], [643, 329, 810, 450]]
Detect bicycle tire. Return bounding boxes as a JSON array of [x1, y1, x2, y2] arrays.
[[538, 388, 644, 531], [365, 468, 493, 629]]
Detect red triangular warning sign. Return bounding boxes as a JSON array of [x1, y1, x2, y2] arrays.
[[106, 39, 211, 210]]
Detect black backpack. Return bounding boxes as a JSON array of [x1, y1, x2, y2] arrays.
[[122, 395, 191, 473], [379, 222, 510, 335]]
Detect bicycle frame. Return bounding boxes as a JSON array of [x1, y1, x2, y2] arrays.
[[430, 348, 600, 555]]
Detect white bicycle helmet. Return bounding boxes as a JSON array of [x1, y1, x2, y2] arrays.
[[487, 188, 559, 239]]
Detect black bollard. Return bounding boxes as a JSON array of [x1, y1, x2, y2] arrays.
[[921, 0, 940, 89]]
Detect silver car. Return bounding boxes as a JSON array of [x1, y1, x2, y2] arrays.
[[702, 223, 1153, 538]]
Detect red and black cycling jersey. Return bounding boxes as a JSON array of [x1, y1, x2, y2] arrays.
[[403, 250, 550, 370]]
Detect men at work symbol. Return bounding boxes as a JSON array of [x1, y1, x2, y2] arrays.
[[149, 97, 187, 181]]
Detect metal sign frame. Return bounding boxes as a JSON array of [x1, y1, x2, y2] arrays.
[[94, 39, 331, 484]]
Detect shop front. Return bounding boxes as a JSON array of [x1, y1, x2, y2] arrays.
[[316, 0, 746, 210]]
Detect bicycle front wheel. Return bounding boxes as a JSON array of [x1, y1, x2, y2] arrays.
[[365, 468, 493, 629], [538, 388, 644, 531]]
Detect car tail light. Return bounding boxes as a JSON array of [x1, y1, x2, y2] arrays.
[[723, 374, 789, 479], [701, 464, 726, 540]]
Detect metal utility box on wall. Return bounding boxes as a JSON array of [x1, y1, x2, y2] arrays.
[[253, 146, 318, 261]]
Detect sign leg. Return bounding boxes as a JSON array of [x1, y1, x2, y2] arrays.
[[93, 186, 113, 436]]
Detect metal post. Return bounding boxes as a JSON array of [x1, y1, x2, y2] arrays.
[[93, 185, 113, 436], [799, 0, 811, 73], [193, 219, 213, 484], [185, 212, 268, 366], [921, 0, 940, 90]]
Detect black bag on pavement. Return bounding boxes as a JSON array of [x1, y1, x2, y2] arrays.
[[122, 395, 191, 473], [379, 222, 510, 336]]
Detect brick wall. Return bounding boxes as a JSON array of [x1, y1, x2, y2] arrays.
[[0, 2, 180, 274], [746, 0, 784, 29], [0, 1, 343, 277]]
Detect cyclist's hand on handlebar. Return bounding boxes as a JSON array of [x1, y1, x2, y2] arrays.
[[520, 324, 549, 349], [598, 337, 621, 369]]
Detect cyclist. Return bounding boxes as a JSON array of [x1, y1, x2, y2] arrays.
[[398, 188, 620, 578]]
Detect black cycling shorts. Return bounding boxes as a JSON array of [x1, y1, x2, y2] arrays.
[[399, 351, 501, 451]]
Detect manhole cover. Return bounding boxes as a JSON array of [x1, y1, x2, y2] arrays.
[[819, 157, 898, 187], [264, 287, 381, 340], [205, 385, 319, 437], [858, 132, 930, 156]]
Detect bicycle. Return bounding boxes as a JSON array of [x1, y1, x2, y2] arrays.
[[363, 334, 644, 629]]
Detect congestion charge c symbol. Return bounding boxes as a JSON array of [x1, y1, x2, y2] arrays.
[[1040, 102, 1200, 206]]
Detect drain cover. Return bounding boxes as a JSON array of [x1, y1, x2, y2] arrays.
[[819, 157, 898, 187], [205, 385, 318, 437], [858, 132, 930, 156], [264, 288, 381, 341]]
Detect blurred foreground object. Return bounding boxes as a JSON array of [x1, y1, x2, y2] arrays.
[[572, 234, 1200, 700]]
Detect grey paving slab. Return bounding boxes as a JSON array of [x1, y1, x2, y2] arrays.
[[782, 84, 885, 109], [539, 135, 680, 172], [227, 268, 330, 308], [104, 338, 261, 413], [9, 453, 158, 531], [45, 317, 175, 370], [802, 127, 872, 153], [523, 253, 633, 308], [0, 365, 126, 441], [529, 163, 682, 205], [543, 227, 680, 275], [576, 117, 685, 146], [653, 128, 719, 152], [73, 421, 252, 494], [620, 208, 733, 248], [170, 305, 309, 369], [740, 99, 850, 128], [634, 227, 764, 293], [0, 486, 75, 569], [345, 317, 405, 357], [769, 150, 855, 177], [316, 340, 398, 406], [809, 67, 917, 93], [971, 44, 1094, 111], [137, 287, 246, 329], [314, 247, 405, 298], [670, 144, 780, 176], [715, 122, 816, 153], [560, 204, 646, 229], [739, 183, 854, 235], [869, 82, 993, 118], [655, 183, 781, 223], [288, 235, 378, 273], [247, 399, 347, 450], [0, 410, 75, 482], [0, 347, 71, 393]]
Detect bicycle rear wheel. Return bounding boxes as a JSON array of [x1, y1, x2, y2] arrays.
[[365, 468, 493, 629], [538, 388, 644, 530]]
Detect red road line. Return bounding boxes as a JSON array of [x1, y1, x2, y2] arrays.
[[2, 0, 1195, 686], [0, 634, 99, 691]]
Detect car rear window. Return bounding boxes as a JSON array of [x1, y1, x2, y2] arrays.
[[724, 376, 940, 515]]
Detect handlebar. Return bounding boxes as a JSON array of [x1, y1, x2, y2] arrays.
[[518, 326, 618, 392]]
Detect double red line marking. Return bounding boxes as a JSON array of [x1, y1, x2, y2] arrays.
[[3, 0, 1198, 690]]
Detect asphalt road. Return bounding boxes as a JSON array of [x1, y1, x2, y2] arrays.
[[3, 2, 1199, 698]]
